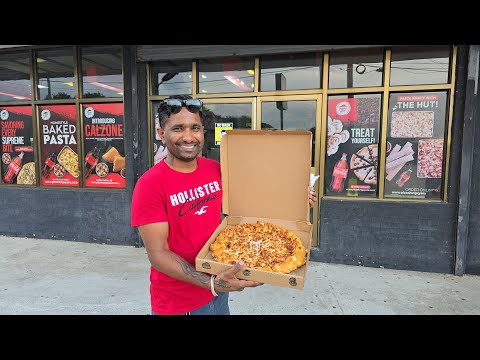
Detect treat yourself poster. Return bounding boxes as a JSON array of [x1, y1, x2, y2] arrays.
[[325, 97, 380, 197]]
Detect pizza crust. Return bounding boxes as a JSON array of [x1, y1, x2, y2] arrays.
[[210, 221, 307, 274]]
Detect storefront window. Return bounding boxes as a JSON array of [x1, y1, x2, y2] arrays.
[[0, 51, 32, 102], [329, 48, 384, 89], [324, 94, 382, 198], [259, 52, 322, 91], [38, 104, 79, 187], [202, 103, 252, 162], [0, 45, 128, 190], [260, 99, 316, 166], [384, 91, 447, 200], [36, 47, 76, 100], [198, 56, 254, 94], [0, 106, 35, 185], [82, 103, 126, 188], [151, 60, 192, 96], [81, 46, 123, 98], [390, 46, 451, 86]]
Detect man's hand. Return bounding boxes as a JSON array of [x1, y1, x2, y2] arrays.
[[214, 260, 263, 293], [309, 186, 317, 208]]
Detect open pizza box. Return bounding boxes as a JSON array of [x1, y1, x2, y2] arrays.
[[195, 130, 313, 290]]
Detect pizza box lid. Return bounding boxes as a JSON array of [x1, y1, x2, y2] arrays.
[[220, 130, 312, 222]]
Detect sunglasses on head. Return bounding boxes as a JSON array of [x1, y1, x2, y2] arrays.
[[161, 98, 203, 114]]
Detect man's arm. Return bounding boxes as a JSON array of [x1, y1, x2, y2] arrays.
[[138, 222, 261, 292], [309, 186, 317, 208]]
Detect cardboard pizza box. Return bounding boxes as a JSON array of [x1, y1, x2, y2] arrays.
[[195, 130, 313, 290]]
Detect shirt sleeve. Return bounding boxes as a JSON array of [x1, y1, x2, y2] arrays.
[[131, 175, 168, 227]]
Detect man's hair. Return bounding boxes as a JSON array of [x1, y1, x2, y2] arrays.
[[157, 94, 203, 129]]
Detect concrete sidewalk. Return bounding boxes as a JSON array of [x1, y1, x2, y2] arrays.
[[1, 235, 479, 315]]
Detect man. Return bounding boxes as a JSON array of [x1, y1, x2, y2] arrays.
[[131, 94, 317, 315]]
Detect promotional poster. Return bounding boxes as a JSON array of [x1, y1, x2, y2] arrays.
[[1, 106, 35, 185], [82, 103, 125, 189], [39, 104, 79, 187], [325, 96, 381, 197], [384, 91, 447, 200]]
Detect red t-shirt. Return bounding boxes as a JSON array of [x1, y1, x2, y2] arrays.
[[131, 157, 222, 314]]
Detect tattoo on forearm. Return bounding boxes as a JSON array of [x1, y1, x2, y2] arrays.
[[177, 259, 209, 284]]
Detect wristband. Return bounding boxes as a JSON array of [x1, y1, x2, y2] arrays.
[[210, 275, 218, 297]]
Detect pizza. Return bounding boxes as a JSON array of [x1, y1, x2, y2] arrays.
[[17, 162, 36, 185], [350, 144, 378, 185], [210, 221, 307, 274]]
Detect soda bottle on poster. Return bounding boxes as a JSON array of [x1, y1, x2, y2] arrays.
[[41, 152, 57, 178], [329, 152, 349, 193], [3, 152, 24, 184], [84, 146, 100, 179], [396, 168, 412, 187]]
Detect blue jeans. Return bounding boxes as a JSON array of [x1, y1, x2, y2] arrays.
[[152, 292, 230, 315]]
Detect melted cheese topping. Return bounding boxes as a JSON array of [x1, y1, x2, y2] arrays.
[[210, 221, 307, 274]]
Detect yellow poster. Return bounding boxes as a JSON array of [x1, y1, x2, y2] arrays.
[[215, 122, 233, 145]]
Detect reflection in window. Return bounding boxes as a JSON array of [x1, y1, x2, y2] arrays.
[[329, 48, 384, 89], [198, 57, 254, 94], [0, 51, 32, 102], [202, 103, 252, 162], [151, 60, 192, 96], [261, 100, 316, 166], [260, 52, 322, 91], [36, 47, 76, 100], [81, 46, 123, 98], [390, 45, 451, 86]]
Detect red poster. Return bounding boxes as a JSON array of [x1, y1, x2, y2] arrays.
[[39, 105, 79, 187], [328, 98, 358, 123], [0, 106, 35, 185], [83, 103, 125, 189]]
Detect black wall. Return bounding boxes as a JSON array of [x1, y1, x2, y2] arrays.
[[467, 107, 480, 272], [0, 187, 137, 246], [466, 46, 480, 274], [310, 200, 457, 273]]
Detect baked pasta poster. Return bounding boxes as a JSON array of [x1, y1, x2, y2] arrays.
[[82, 103, 125, 189], [384, 92, 447, 200], [1, 106, 35, 185], [325, 97, 381, 197], [39, 105, 79, 187]]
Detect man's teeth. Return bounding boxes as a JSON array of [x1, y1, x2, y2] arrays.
[[181, 144, 195, 148]]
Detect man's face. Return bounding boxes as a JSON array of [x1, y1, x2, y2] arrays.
[[157, 107, 204, 162]]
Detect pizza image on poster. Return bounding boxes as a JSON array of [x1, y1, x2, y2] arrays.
[[82, 103, 126, 189], [384, 91, 447, 200]]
